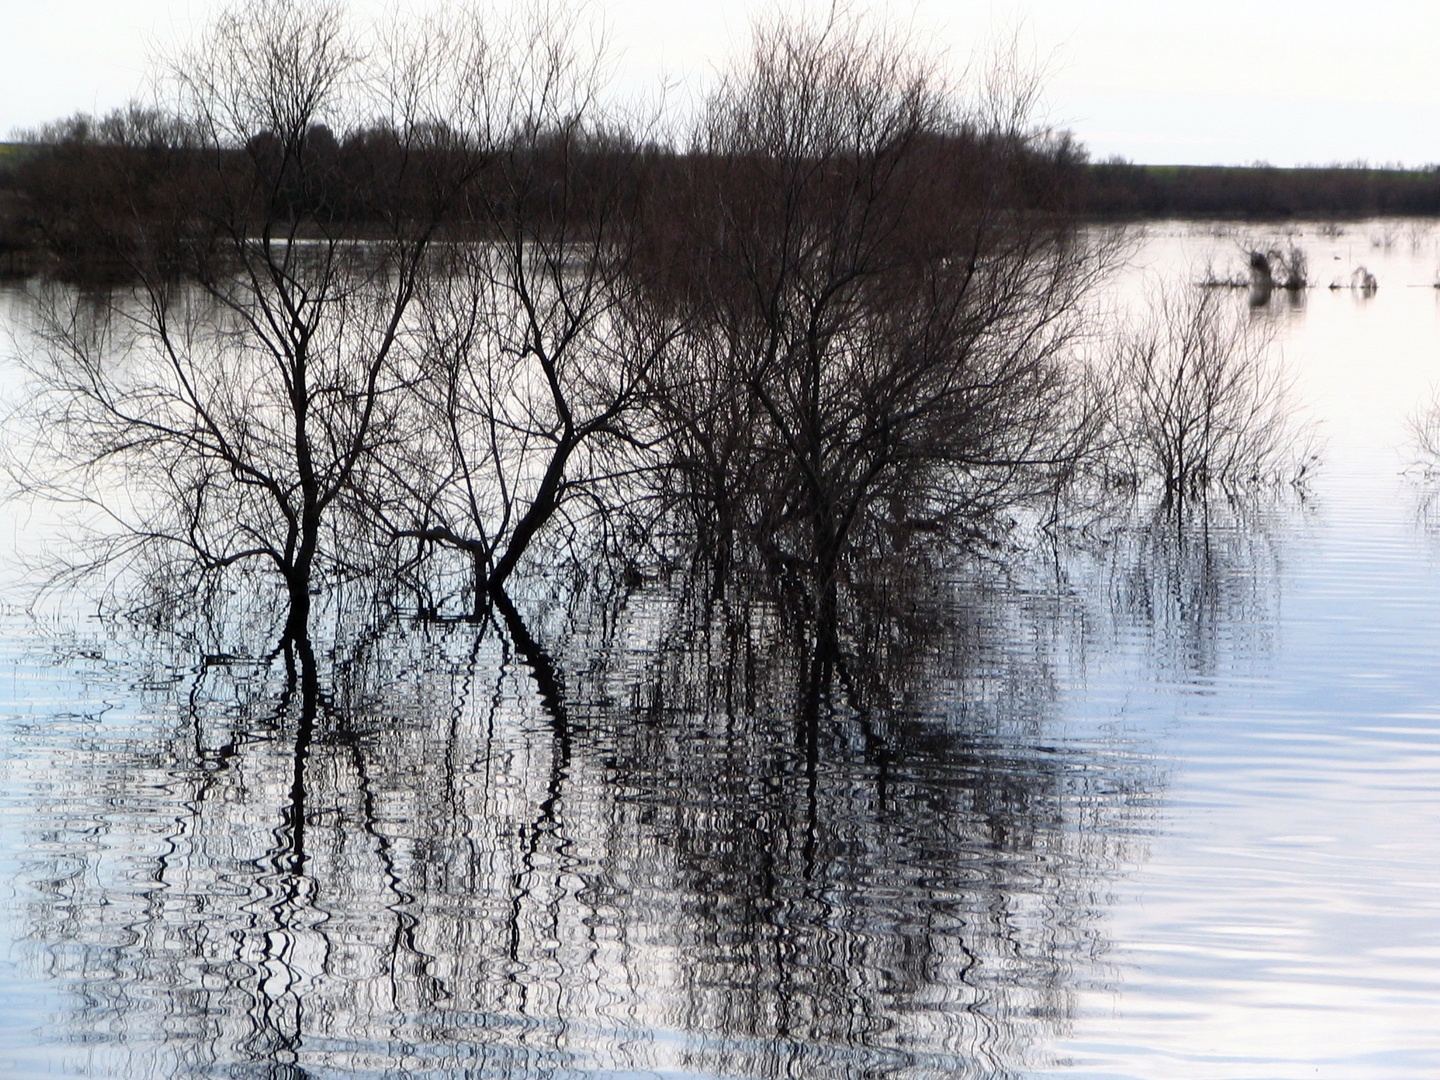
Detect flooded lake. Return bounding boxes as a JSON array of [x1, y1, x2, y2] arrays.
[[1, 220, 1439, 1079]]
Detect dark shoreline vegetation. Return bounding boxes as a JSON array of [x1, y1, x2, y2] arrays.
[[0, 0, 1316, 685], [7, 148, 1440, 279], [1083, 161, 1440, 219]]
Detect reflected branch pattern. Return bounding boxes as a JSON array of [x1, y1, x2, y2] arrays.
[[5, 559, 1173, 1080], [1088, 499, 1288, 684]]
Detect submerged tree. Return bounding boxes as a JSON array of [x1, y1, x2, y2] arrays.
[[8, 2, 1125, 654], [639, 12, 1110, 627], [367, 15, 673, 617], [11, 0, 484, 642], [1104, 286, 1315, 501]]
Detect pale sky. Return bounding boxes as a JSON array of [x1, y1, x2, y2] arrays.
[[2, 0, 1438, 166]]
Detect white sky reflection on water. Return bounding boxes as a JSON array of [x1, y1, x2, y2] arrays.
[[1039, 221, 1440, 1079]]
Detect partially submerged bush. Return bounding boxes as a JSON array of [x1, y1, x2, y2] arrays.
[[1407, 391, 1440, 476], [638, 11, 1111, 602], [1198, 240, 1308, 299], [1333, 265, 1378, 292], [1105, 286, 1316, 500], [1250, 242, 1308, 291]]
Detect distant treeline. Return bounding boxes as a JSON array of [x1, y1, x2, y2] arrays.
[[6, 141, 1440, 280], [0, 144, 32, 275], [0, 119, 1080, 284], [1079, 161, 1440, 218]]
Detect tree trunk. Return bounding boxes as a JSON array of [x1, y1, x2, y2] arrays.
[[282, 509, 318, 644], [487, 437, 576, 593], [282, 571, 312, 644]]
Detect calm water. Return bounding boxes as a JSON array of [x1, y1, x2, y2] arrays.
[[1, 221, 1438, 1079]]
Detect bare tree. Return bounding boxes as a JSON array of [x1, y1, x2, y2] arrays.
[[8, 2, 1121, 648], [638, 12, 1111, 630], [1104, 285, 1316, 501], [367, 12, 674, 616], [11, 0, 484, 643]]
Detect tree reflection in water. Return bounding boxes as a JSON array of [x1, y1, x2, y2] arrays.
[[1094, 498, 1289, 685], [7, 547, 1204, 1080]]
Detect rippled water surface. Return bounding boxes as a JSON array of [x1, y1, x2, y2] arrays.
[[2, 221, 1439, 1079]]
